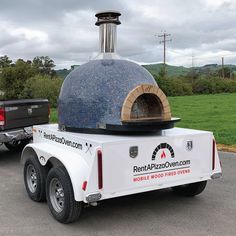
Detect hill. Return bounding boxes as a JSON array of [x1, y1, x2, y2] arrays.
[[143, 63, 190, 77], [56, 68, 72, 78], [56, 63, 236, 79]]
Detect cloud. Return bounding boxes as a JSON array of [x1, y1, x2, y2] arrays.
[[0, 0, 235, 68]]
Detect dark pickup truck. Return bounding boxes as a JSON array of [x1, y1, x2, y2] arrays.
[[0, 99, 49, 151]]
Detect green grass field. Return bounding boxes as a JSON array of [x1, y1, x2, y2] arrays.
[[51, 93, 236, 146], [50, 108, 58, 124], [169, 93, 236, 146]]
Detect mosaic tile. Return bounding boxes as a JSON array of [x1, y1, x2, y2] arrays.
[[58, 59, 157, 130]]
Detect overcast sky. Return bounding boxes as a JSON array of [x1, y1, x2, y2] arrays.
[[0, 0, 236, 69]]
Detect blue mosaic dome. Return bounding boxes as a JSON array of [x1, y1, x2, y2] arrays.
[[58, 59, 158, 132]]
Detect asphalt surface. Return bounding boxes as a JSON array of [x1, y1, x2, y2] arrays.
[[0, 145, 235, 236]]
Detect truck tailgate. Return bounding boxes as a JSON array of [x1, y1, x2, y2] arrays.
[[0, 99, 49, 131], [101, 132, 212, 194]]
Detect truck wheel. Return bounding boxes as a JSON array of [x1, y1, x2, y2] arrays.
[[46, 166, 83, 224], [24, 156, 48, 202], [171, 181, 207, 197], [5, 139, 30, 152]]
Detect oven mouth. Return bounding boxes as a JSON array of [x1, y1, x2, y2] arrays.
[[121, 84, 171, 123], [130, 93, 163, 120]]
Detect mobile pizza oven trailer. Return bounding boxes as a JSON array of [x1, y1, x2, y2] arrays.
[[21, 11, 222, 224]]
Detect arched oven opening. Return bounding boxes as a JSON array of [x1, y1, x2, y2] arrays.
[[121, 84, 171, 123], [130, 94, 163, 120]]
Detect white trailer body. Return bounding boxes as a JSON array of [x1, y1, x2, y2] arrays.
[[22, 124, 222, 206]]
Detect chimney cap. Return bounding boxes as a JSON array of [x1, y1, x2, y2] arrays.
[[95, 10, 121, 26]]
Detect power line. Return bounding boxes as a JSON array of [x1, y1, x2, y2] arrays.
[[126, 46, 236, 62], [157, 32, 172, 77]]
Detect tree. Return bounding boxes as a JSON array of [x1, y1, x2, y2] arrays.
[[21, 75, 63, 107], [0, 56, 58, 99], [32, 56, 56, 77], [154, 75, 193, 96], [186, 69, 199, 83], [0, 55, 12, 68], [218, 67, 231, 78], [158, 66, 165, 79], [1, 59, 37, 99]]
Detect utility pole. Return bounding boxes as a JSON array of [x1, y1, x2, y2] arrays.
[[191, 52, 195, 84], [158, 32, 171, 78], [221, 57, 224, 79]]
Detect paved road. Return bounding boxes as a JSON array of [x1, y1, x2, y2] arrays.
[[0, 145, 235, 236]]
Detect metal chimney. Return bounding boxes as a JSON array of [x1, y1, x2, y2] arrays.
[[95, 11, 121, 53]]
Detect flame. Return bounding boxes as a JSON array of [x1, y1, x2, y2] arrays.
[[161, 150, 166, 158]]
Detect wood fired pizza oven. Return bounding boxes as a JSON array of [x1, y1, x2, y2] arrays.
[[58, 11, 179, 133]]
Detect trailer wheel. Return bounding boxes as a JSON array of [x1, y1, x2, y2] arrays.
[[171, 181, 207, 197], [5, 139, 30, 152], [24, 156, 48, 202], [46, 166, 83, 224]]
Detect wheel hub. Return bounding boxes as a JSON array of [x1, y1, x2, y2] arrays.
[[26, 164, 37, 193], [49, 178, 65, 213]]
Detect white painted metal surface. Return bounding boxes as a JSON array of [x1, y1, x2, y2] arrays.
[[21, 124, 222, 202]]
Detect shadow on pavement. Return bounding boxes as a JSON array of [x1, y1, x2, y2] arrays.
[[0, 145, 21, 164]]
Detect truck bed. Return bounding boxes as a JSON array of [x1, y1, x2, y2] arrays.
[[0, 99, 49, 131]]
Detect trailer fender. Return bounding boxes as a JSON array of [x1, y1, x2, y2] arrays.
[[21, 143, 89, 201]]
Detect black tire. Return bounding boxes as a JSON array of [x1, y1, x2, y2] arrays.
[[171, 181, 207, 197], [5, 139, 31, 152], [46, 166, 83, 224], [24, 156, 48, 202]]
